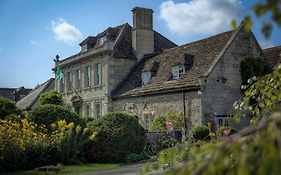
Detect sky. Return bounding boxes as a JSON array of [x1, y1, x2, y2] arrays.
[[0, 0, 280, 89]]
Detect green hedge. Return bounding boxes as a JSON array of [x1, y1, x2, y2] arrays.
[[191, 125, 210, 141], [86, 113, 146, 162], [29, 104, 82, 129], [0, 96, 22, 119]]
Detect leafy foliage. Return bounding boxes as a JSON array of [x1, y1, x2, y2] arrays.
[[149, 112, 184, 131], [0, 96, 22, 119], [86, 113, 146, 162], [236, 64, 281, 122], [240, 57, 271, 85], [0, 118, 91, 172], [190, 125, 210, 142], [29, 104, 82, 129], [39, 90, 63, 106]]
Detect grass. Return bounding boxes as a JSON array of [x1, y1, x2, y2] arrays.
[[3, 163, 120, 175]]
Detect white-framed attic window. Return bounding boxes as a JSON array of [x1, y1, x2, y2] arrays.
[[172, 65, 185, 80], [81, 44, 88, 52], [141, 71, 151, 86], [100, 36, 107, 45]]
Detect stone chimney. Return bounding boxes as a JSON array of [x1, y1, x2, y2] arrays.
[[132, 7, 154, 61]]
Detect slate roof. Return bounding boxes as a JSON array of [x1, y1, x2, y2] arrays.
[[16, 78, 55, 110], [263, 45, 281, 68], [0, 87, 32, 101], [58, 23, 177, 65], [112, 29, 237, 98]]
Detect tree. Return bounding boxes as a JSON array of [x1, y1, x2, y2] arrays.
[[0, 96, 21, 119], [39, 90, 63, 106]]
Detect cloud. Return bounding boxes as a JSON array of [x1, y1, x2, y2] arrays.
[[259, 40, 275, 49], [159, 0, 242, 35], [51, 18, 82, 44], [30, 40, 39, 45]]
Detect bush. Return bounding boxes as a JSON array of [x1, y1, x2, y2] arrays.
[[191, 125, 210, 141], [0, 118, 91, 172], [0, 96, 22, 119], [149, 112, 184, 131], [39, 90, 63, 106], [29, 104, 81, 129], [217, 126, 237, 137], [86, 113, 146, 162]]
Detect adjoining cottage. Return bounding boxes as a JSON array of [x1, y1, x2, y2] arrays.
[[16, 78, 55, 110], [54, 7, 279, 131]]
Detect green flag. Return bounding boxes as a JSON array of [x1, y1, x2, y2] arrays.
[[55, 66, 64, 82]]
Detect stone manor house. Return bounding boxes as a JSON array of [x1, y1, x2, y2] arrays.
[[54, 7, 280, 130]]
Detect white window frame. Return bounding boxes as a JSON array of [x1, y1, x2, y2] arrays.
[[141, 71, 151, 86], [76, 69, 81, 89], [59, 77, 64, 93], [85, 66, 91, 88], [85, 104, 90, 117], [95, 103, 101, 118], [94, 63, 101, 86], [172, 65, 185, 80], [100, 36, 107, 45], [66, 72, 72, 91], [216, 117, 229, 127], [81, 44, 88, 52]]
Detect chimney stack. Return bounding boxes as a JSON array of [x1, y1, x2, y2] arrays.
[[132, 7, 154, 61]]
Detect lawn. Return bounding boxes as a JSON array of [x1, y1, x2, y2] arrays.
[[3, 163, 120, 175]]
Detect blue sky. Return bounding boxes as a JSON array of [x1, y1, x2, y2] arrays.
[[0, 0, 280, 88]]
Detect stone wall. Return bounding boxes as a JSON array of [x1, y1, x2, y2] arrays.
[[200, 28, 264, 129], [112, 91, 202, 131]]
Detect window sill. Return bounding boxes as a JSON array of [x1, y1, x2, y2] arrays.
[[94, 85, 102, 89]]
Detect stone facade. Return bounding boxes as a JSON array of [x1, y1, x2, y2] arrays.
[[55, 6, 271, 133]]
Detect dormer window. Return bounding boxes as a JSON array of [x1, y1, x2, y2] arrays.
[[172, 65, 185, 80], [81, 44, 88, 52], [141, 71, 151, 86], [100, 36, 107, 45]]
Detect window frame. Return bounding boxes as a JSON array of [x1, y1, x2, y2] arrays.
[[81, 44, 88, 52], [141, 71, 152, 86], [95, 103, 101, 118], [66, 71, 72, 92], [76, 69, 81, 89], [100, 36, 107, 45], [172, 65, 186, 80], [85, 66, 91, 88], [94, 63, 101, 86]]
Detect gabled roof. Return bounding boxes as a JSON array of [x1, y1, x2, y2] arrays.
[[112, 29, 237, 98], [16, 78, 55, 110], [58, 23, 177, 66], [263, 45, 281, 68]]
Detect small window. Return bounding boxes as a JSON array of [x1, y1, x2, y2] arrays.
[[66, 72, 72, 91], [141, 71, 151, 86], [85, 104, 90, 117], [85, 66, 91, 87], [81, 44, 88, 52], [95, 103, 101, 118], [172, 65, 185, 80], [76, 69, 81, 89], [59, 77, 64, 93], [216, 116, 229, 127], [94, 63, 101, 86], [100, 36, 107, 45]]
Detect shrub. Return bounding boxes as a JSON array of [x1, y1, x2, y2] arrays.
[[149, 112, 184, 131], [191, 125, 210, 141], [217, 126, 237, 137], [0, 118, 91, 172], [39, 90, 63, 106], [86, 113, 146, 162], [29, 104, 81, 129], [0, 96, 22, 119], [149, 115, 167, 131]]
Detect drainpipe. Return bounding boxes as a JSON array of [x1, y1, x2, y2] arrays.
[[182, 91, 187, 141]]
